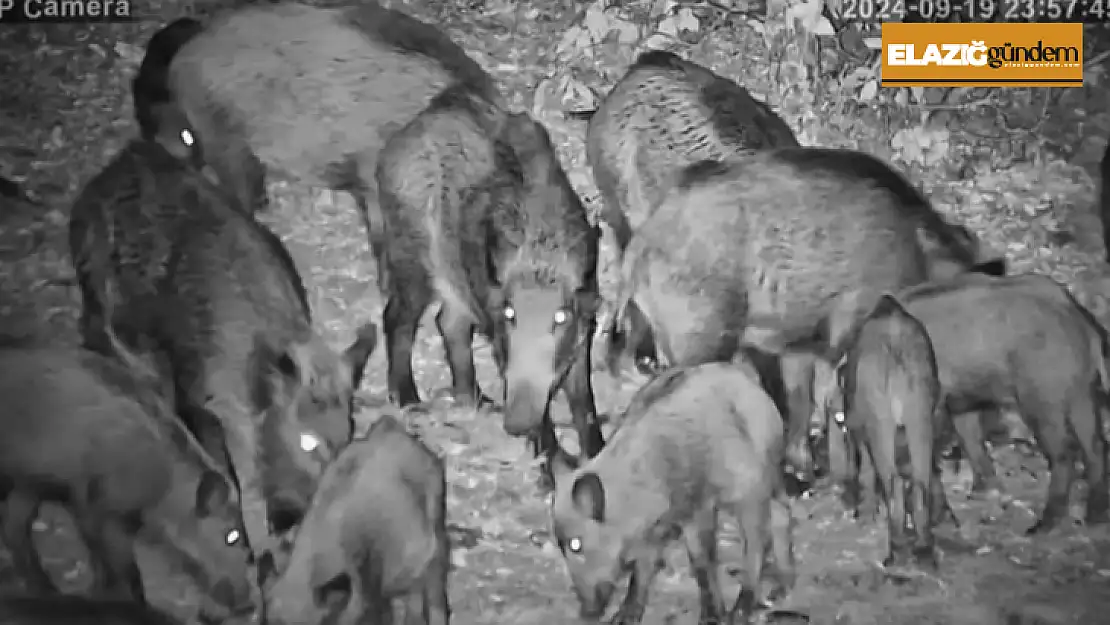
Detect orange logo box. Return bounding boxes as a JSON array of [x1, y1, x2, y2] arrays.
[[881, 22, 1083, 87]]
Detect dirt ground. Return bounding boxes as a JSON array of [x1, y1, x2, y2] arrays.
[[1, 3, 1110, 625]]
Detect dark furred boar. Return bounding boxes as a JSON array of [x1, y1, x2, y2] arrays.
[[68, 139, 379, 563], [373, 87, 514, 409], [551, 362, 795, 625], [605, 150, 1006, 482], [839, 295, 949, 569], [584, 49, 799, 255], [497, 114, 604, 468], [130, 18, 246, 203], [0, 595, 183, 625], [0, 338, 253, 621], [262, 415, 449, 625], [826, 383, 997, 525], [132, 18, 203, 142], [376, 85, 604, 473], [889, 273, 1109, 533], [68, 138, 264, 356], [587, 50, 799, 375], [166, 1, 501, 249]]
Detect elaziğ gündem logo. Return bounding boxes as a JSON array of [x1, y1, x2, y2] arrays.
[[880, 23, 1083, 87], [888, 40, 1080, 70]]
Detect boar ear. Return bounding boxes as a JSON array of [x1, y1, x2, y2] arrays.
[[195, 470, 231, 518], [344, 323, 378, 391], [571, 472, 606, 522], [252, 332, 302, 377], [250, 333, 305, 409], [869, 293, 906, 320]]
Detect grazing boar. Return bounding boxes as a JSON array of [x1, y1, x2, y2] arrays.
[[885, 273, 1108, 533], [166, 1, 500, 238], [839, 295, 951, 569], [552, 362, 795, 624], [377, 85, 603, 482], [263, 415, 449, 625], [605, 150, 1006, 485], [68, 133, 378, 564], [0, 336, 253, 621]]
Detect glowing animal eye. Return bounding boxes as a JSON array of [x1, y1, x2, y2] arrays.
[[504, 305, 516, 320], [225, 529, 241, 545], [834, 411, 846, 425], [300, 433, 321, 452], [568, 537, 582, 553], [180, 128, 195, 148], [553, 309, 569, 325]]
